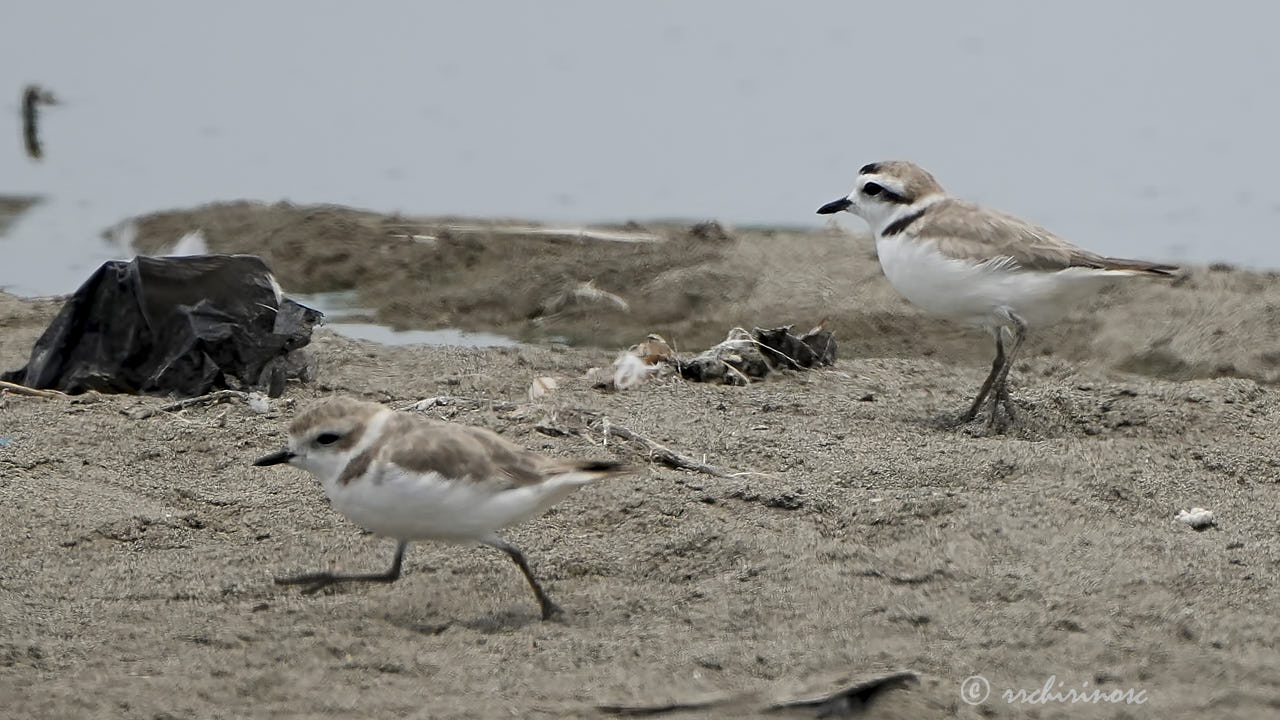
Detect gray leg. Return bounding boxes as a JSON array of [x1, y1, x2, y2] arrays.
[[961, 331, 1006, 423], [986, 313, 1028, 429], [276, 539, 409, 595], [482, 535, 563, 621]]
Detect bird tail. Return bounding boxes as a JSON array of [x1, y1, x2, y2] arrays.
[[1098, 257, 1180, 277], [573, 460, 632, 476], [540, 459, 632, 490]]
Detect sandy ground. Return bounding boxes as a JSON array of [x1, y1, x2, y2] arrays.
[[2, 205, 1280, 718]]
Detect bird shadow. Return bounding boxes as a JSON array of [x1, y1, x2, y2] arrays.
[[379, 606, 553, 635], [458, 609, 548, 634], [920, 401, 1036, 438]]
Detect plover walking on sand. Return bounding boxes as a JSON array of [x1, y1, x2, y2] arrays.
[[818, 161, 1177, 428], [254, 396, 629, 619]]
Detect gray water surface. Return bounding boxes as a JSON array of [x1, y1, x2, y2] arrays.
[[2, 0, 1278, 298], [293, 291, 521, 347]]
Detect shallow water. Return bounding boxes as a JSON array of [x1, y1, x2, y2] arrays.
[[2, 0, 1279, 300], [294, 291, 522, 347], [321, 322, 520, 348]]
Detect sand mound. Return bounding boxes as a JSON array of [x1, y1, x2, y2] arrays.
[[2, 202, 1279, 716], [116, 202, 1280, 385]]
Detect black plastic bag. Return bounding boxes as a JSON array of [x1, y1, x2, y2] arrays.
[[3, 255, 321, 397]]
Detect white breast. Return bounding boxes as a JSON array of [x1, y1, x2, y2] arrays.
[[874, 234, 1125, 331], [328, 468, 594, 542]]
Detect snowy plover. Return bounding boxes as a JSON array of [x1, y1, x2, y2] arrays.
[[254, 396, 629, 619], [818, 161, 1177, 427]]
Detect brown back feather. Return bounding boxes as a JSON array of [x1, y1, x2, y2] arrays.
[[378, 415, 546, 486], [916, 200, 1178, 275]]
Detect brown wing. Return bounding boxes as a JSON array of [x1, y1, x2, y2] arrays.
[[377, 415, 546, 487], [345, 413, 628, 488], [916, 200, 1176, 275], [452, 425, 629, 480]]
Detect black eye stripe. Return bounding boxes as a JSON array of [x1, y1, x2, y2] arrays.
[[862, 182, 911, 204]]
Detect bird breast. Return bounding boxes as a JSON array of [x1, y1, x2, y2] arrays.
[[874, 233, 1119, 330]]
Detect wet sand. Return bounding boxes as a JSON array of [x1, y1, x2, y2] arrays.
[[2, 204, 1279, 718]]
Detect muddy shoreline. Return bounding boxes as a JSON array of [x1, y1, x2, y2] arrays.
[[2, 204, 1279, 718], [116, 201, 1280, 385]]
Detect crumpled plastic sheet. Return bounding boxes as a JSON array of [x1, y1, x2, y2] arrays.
[[3, 255, 321, 398]]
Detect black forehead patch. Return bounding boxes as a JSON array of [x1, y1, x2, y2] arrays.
[[859, 163, 881, 175]]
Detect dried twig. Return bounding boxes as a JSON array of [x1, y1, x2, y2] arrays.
[[0, 380, 65, 399], [125, 390, 249, 419], [588, 417, 731, 478], [159, 390, 248, 412], [400, 396, 516, 412]]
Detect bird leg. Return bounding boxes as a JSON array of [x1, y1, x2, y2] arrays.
[[483, 535, 563, 621], [985, 313, 1028, 430], [960, 332, 1006, 423], [276, 540, 409, 595]]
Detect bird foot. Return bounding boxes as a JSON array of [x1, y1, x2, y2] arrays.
[[539, 601, 566, 622]]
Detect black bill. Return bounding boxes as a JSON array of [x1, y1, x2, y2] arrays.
[[816, 197, 853, 214], [253, 449, 295, 466]]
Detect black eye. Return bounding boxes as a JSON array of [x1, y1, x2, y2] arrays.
[[863, 183, 884, 197], [315, 432, 341, 446]]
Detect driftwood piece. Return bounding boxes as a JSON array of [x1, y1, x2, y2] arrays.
[[0, 380, 65, 399]]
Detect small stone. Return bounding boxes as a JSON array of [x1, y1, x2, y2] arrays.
[[1175, 507, 1216, 530]]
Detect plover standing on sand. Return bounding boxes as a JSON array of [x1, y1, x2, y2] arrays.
[[818, 161, 1177, 428], [254, 396, 629, 619]]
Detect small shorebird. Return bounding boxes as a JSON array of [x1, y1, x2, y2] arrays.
[[817, 161, 1177, 428], [254, 396, 629, 619]]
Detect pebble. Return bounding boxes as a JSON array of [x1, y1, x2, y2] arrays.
[[1175, 507, 1216, 530]]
